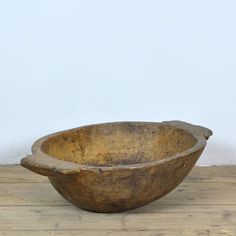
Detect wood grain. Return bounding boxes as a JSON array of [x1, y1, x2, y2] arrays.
[[0, 165, 236, 236], [1, 165, 236, 183], [0, 165, 47, 183], [0, 182, 235, 206], [0, 230, 236, 236]]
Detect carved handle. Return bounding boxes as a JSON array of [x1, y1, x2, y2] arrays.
[[163, 120, 213, 140], [21, 154, 80, 176]]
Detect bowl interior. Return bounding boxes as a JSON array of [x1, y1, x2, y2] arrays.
[[41, 122, 197, 167]]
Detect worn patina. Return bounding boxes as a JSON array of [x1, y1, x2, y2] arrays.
[[21, 121, 212, 212]]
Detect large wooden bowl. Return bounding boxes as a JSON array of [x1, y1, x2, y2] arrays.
[[21, 121, 212, 212]]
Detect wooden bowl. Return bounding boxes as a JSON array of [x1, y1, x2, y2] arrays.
[[21, 121, 212, 213]]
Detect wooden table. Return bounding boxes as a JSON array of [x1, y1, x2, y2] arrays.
[[0, 165, 235, 236]]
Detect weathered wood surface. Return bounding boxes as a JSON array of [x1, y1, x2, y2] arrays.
[[1, 165, 236, 183], [0, 165, 236, 236]]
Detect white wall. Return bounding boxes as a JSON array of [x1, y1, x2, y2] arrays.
[[0, 0, 235, 165]]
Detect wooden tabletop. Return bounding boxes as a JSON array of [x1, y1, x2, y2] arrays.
[[0, 165, 235, 236]]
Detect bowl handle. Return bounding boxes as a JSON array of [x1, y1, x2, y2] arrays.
[[163, 120, 213, 140], [21, 154, 80, 176]]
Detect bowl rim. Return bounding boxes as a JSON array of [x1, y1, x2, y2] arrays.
[[27, 121, 211, 174]]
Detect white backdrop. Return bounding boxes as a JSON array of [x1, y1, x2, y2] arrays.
[[0, 0, 235, 165]]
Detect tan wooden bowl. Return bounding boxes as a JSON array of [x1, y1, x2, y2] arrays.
[[21, 121, 212, 213]]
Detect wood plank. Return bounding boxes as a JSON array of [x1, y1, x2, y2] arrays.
[[0, 229, 236, 236], [1, 165, 236, 183], [0, 165, 47, 183], [0, 205, 235, 231], [187, 166, 236, 183], [0, 165, 236, 235], [0, 182, 235, 206], [0, 182, 68, 206]]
